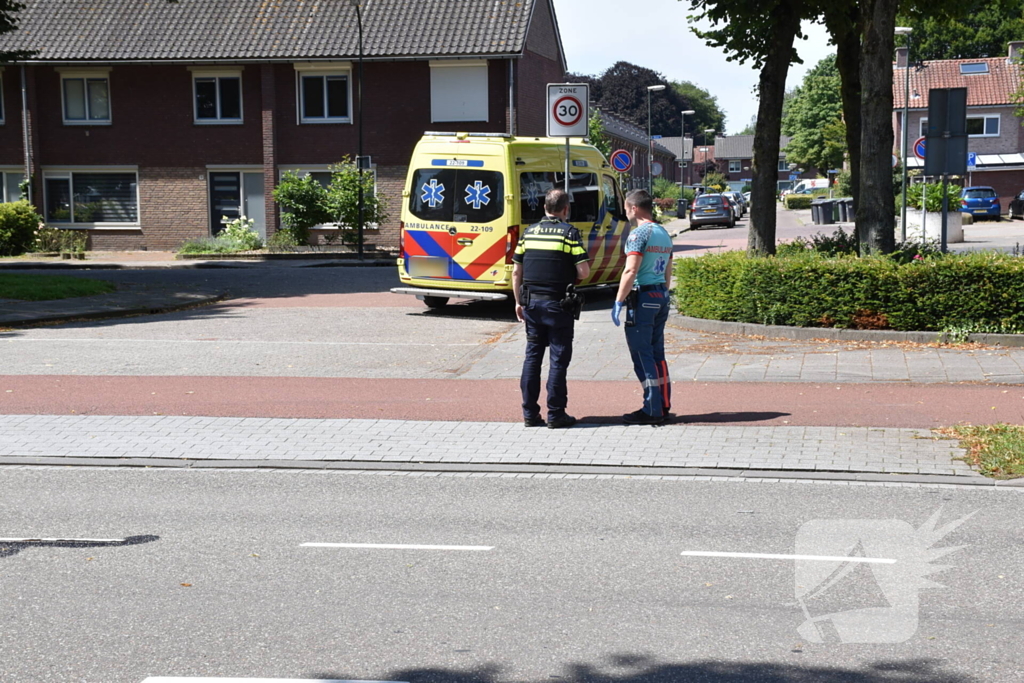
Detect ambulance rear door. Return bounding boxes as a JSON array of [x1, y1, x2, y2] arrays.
[[405, 161, 508, 283]]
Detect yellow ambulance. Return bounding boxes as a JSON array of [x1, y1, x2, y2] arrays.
[[391, 132, 630, 308]]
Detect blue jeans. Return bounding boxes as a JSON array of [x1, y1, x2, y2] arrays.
[[521, 300, 575, 419], [624, 287, 671, 417]]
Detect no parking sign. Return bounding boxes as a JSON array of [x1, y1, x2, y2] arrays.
[[610, 149, 633, 173]]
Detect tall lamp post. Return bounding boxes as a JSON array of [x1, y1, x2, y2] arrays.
[[680, 109, 695, 187], [896, 26, 913, 242], [646, 84, 666, 194], [350, 0, 365, 260]]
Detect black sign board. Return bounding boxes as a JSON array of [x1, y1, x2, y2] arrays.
[[924, 88, 968, 177]]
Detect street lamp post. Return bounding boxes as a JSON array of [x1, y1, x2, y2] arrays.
[[896, 26, 913, 242], [646, 85, 666, 194], [351, 0, 365, 260], [680, 109, 695, 187]]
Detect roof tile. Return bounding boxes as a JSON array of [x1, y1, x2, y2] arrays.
[[893, 56, 1021, 109]]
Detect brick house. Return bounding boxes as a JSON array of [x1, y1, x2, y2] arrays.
[[0, 0, 567, 250], [661, 134, 812, 191], [894, 42, 1024, 213], [599, 111, 677, 189]]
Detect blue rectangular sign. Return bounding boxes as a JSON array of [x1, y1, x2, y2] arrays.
[[432, 159, 485, 167]]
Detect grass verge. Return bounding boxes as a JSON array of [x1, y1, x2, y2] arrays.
[[0, 274, 116, 301], [935, 423, 1024, 479]]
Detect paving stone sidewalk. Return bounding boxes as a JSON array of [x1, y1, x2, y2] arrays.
[[0, 286, 222, 327], [0, 414, 981, 479]]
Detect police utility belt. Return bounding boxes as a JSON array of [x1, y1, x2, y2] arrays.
[[522, 284, 585, 320]]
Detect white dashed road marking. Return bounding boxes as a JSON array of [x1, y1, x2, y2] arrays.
[[301, 543, 494, 551], [681, 551, 896, 564]]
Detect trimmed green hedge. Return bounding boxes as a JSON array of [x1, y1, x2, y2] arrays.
[[674, 251, 1024, 332], [784, 195, 813, 210], [0, 201, 42, 256]]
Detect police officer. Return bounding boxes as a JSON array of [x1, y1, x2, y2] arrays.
[[611, 189, 674, 425], [512, 188, 590, 429]]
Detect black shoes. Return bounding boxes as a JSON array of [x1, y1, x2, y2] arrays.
[[623, 409, 665, 425], [524, 416, 546, 428], [547, 414, 578, 429]]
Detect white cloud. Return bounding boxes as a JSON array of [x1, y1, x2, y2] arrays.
[[552, 0, 836, 134]]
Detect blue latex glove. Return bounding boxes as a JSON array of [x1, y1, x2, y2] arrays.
[[611, 301, 625, 327]]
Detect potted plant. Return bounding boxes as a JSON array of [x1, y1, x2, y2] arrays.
[[903, 182, 963, 243]]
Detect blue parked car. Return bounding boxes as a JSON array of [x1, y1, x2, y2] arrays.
[[960, 186, 1001, 220]]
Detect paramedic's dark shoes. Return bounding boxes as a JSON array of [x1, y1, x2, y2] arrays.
[[547, 414, 578, 429], [524, 416, 546, 428], [623, 409, 664, 425]]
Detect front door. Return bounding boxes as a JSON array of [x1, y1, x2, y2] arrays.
[[209, 172, 241, 235]]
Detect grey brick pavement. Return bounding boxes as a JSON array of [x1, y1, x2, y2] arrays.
[[0, 414, 979, 478]]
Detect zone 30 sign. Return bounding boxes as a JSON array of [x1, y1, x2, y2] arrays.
[[547, 83, 589, 137]]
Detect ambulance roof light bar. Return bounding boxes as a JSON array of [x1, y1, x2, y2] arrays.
[[424, 131, 513, 138]]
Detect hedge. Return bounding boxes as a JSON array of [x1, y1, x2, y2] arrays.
[[674, 251, 1024, 332], [784, 194, 813, 210], [0, 200, 42, 256]]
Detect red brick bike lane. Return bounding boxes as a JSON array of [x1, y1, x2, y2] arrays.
[[1, 375, 1022, 427]]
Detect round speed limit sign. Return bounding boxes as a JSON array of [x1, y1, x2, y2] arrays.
[[547, 83, 590, 137], [553, 96, 584, 127]]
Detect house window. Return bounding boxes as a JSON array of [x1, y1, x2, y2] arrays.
[[1, 171, 25, 202], [921, 115, 999, 137], [60, 72, 111, 124], [43, 171, 138, 225], [778, 159, 788, 172], [299, 74, 351, 123], [960, 63, 989, 74], [429, 60, 489, 123], [192, 71, 242, 123], [729, 160, 741, 173]]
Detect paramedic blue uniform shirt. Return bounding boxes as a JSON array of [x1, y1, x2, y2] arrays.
[[512, 217, 589, 422], [623, 220, 673, 418]]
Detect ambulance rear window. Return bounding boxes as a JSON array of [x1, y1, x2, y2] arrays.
[[409, 169, 505, 223], [520, 172, 600, 224]]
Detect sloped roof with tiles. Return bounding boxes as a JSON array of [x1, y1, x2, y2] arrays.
[[893, 56, 1022, 110], [600, 111, 674, 156], [0, 0, 541, 62], [714, 135, 792, 160]]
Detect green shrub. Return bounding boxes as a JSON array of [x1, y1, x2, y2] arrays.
[[835, 169, 852, 198], [905, 182, 962, 212], [272, 171, 333, 245], [653, 176, 681, 200], [674, 250, 1024, 331], [267, 229, 301, 251], [177, 236, 250, 255], [219, 215, 262, 250], [682, 188, 696, 203], [784, 194, 813, 210], [0, 200, 43, 256]]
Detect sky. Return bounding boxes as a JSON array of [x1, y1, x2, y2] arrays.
[[550, 0, 836, 135]]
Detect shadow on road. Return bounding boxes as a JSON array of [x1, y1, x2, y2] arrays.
[[308, 657, 974, 682], [0, 534, 159, 560]]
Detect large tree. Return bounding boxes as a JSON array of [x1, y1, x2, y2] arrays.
[[688, 0, 811, 255], [568, 62, 726, 138], [897, 2, 1024, 60], [782, 55, 846, 177]]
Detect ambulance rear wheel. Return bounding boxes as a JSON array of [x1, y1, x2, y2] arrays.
[[423, 296, 449, 309]]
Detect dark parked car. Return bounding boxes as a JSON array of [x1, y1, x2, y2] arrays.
[[1008, 190, 1024, 220], [960, 186, 1001, 220], [689, 193, 735, 229]]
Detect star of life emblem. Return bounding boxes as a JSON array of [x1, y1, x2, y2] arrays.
[[464, 181, 492, 210], [525, 183, 542, 211], [420, 179, 445, 208], [654, 256, 667, 275]]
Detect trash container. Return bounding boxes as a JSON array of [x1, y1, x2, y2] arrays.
[[836, 198, 849, 222], [845, 198, 856, 222], [819, 199, 836, 225], [677, 199, 688, 219], [810, 200, 823, 225]]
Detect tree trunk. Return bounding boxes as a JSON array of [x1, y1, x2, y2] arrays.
[[857, 0, 899, 254], [827, 6, 861, 218], [748, 10, 801, 256]]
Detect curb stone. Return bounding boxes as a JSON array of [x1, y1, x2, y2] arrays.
[[0, 293, 225, 328]]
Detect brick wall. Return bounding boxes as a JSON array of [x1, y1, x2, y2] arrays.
[[516, 51, 565, 137], [965, 168, 1024, 214]]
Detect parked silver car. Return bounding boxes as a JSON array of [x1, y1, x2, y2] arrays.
[[723, 191, 746, 217], [689, 193, 736, 229]]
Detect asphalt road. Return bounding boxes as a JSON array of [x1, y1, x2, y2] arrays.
[[1, 469, 1021, 682]]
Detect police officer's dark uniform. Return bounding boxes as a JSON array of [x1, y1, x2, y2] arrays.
[[512, 213, 588, 429]]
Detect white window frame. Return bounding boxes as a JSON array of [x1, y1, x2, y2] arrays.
[[278, 164, 378, 230], [778, 159, 788, 172], [920, 114, 1000, 138], [1, 168, 26, 202], [429, 59, 489, 123], [57, 67, 112, 126], [293, 62, 352, 125], [41, 166, 141, 230], [189, 67, 244, 125], [729, 159, 741, 173]]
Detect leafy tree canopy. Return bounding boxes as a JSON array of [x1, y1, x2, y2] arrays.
[[0, 0, 34, 63], [897, 2, 1024, 60], [736, 115, 757, 136], [568, 62, 726, 138], [781, 55, 846, 175]]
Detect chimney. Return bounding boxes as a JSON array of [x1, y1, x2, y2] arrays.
[[1009, 41, 1024, 62], [896, 47, 909, 68]]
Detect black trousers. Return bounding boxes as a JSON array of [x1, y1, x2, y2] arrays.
[[520, 300, 575, 419]]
